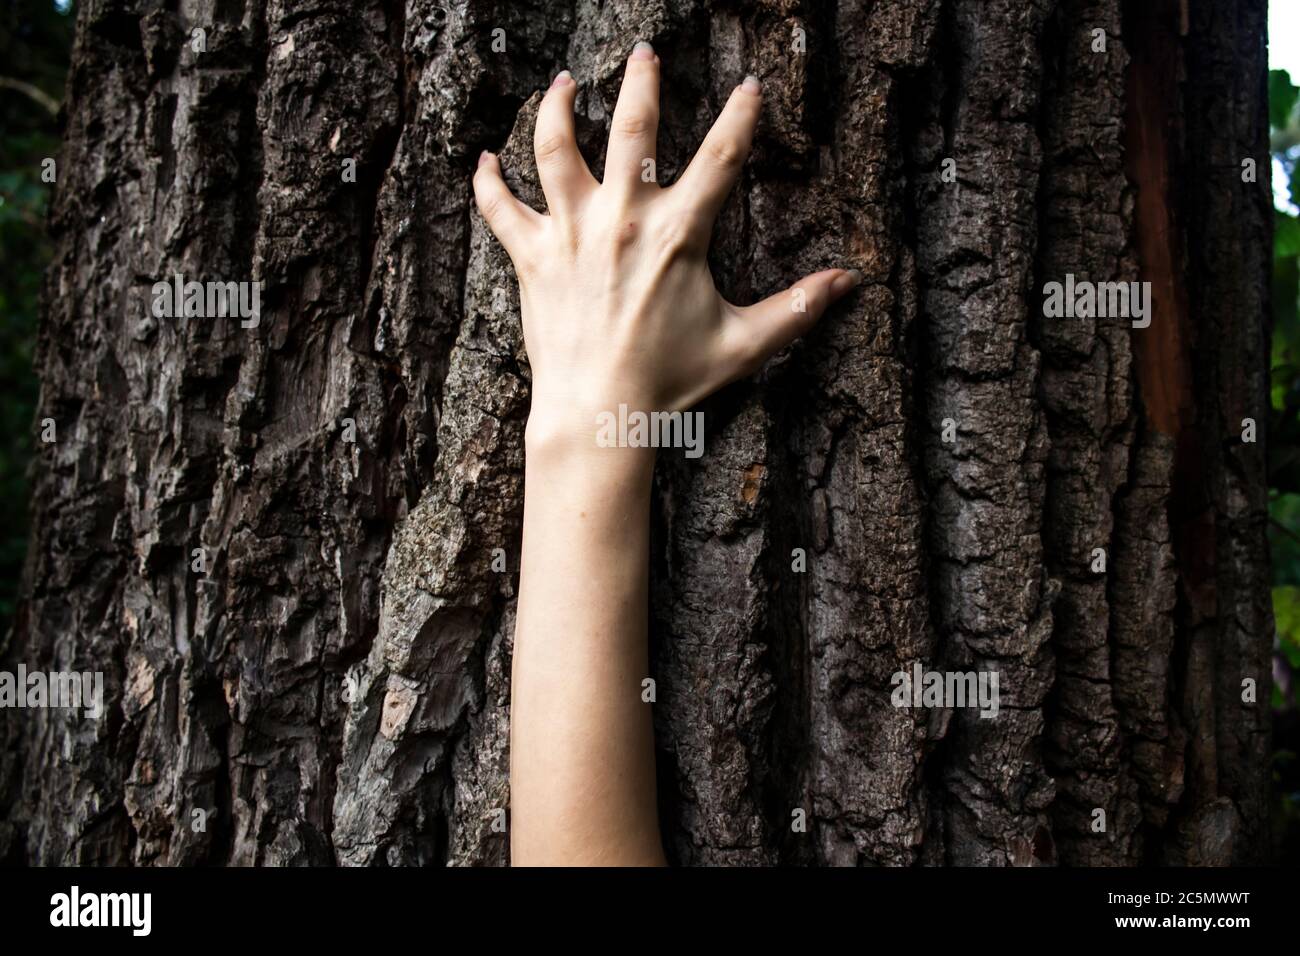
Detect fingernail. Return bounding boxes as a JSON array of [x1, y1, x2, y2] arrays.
[[477, 150, 492, 168], [741, 74, 762, 93], [631, 41, 655, 60], [550, 70, 572, 89]]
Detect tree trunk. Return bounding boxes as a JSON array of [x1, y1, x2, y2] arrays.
[[0, 0, 1275, 866]]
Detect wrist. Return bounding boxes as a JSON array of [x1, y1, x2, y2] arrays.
[[524, 403, 657, 483], [526, 379, 655, 455]]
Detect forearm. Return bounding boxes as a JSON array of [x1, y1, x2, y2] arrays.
[[476, 43, 850, 865], [509, 418, 665, 865]]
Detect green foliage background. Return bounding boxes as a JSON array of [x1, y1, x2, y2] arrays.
[[0, 0, 73, 633], [1269, 67, 1300, 857], [1271, 69, 1300, 684]]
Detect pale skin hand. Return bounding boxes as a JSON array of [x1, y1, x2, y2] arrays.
[[472, 41, 860, 866]]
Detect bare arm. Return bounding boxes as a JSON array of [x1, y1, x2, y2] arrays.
[[471, 41, 860, 866]]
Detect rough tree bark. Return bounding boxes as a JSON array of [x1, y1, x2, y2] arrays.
[[0, 0, 1275, 866]]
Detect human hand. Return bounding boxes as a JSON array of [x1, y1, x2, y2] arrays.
[[472, 41, 861, 449]]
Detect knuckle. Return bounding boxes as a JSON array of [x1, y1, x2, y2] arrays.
[[534, 131, 569, 165], [513, 252, 538, 278], [655, 209, 705, 257], [654, 218, 693, 258], [476, 192, 505, 225], [612, 112, 656, 139], [549, 218, 580, 257], [706, 137, 744, 170], [605, 218, 639, 252]]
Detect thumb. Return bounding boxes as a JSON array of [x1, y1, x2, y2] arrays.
[[725, 268, 861, 374]]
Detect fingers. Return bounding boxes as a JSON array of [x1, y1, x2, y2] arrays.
[[472, 151, 542, 257], [603, 42, 661, 192], [674, 75, 763, 229], [724, 269, 861, 373], [534, 70, 597, 216]]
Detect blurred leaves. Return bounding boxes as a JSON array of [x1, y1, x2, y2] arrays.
[[0, 1, 74, 630], [1267, 64, 1300, 866], [1272, 70, 1300, 522], [1271, 69, 1299, 132], [1272, 69, 1300, 721]]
